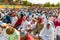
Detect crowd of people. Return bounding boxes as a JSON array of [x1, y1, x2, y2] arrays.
[[0, 7, 60, 40]]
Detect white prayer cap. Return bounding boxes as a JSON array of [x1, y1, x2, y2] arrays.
[[0, 27, 1, 30], [5, 13, 8, 15], [0, 12, 1, 14], [1, 23, 7, 27], [1, 9, 4, 11], [32, 18, 36, 20]]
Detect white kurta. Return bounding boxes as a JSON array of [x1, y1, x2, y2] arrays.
[[11, 16, 18, 26], [41, 14, 47, 24], [56, 26, 60, 36], [0, 28, 7, 40], [18, 20, 28, 31], [0, 13, 4, 20], [29, 21, 37, 29]]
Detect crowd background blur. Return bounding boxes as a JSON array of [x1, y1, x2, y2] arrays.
[[0, 6, 60, 40]]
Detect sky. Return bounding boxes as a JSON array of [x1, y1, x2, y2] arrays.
[[27, 0, 60, 4]]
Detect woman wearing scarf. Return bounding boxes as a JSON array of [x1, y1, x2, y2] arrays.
[[40, 23, 54, 40]]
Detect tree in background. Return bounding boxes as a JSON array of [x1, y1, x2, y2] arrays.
[[43, 2, 51, 7], [27, 2, 32, 6], [0, 0, 60, 7], [56, 2, 60, 7], [0, 0, 4, 2], [22, 1, 28, 6], [0, 0, 4, 4], [51, 3, 55, 7]]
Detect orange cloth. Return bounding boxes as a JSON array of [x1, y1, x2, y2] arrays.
[[27, 34, 35, 40]]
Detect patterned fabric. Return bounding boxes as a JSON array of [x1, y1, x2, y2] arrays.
[[33, 23, 43, 35]]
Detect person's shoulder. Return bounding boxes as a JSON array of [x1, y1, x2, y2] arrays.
[[15, 29, 20, 35], [51, 27, 55, 31], [56, 26, 60, 29]]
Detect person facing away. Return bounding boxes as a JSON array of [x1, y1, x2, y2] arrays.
[[6, 27, 20, 40]]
